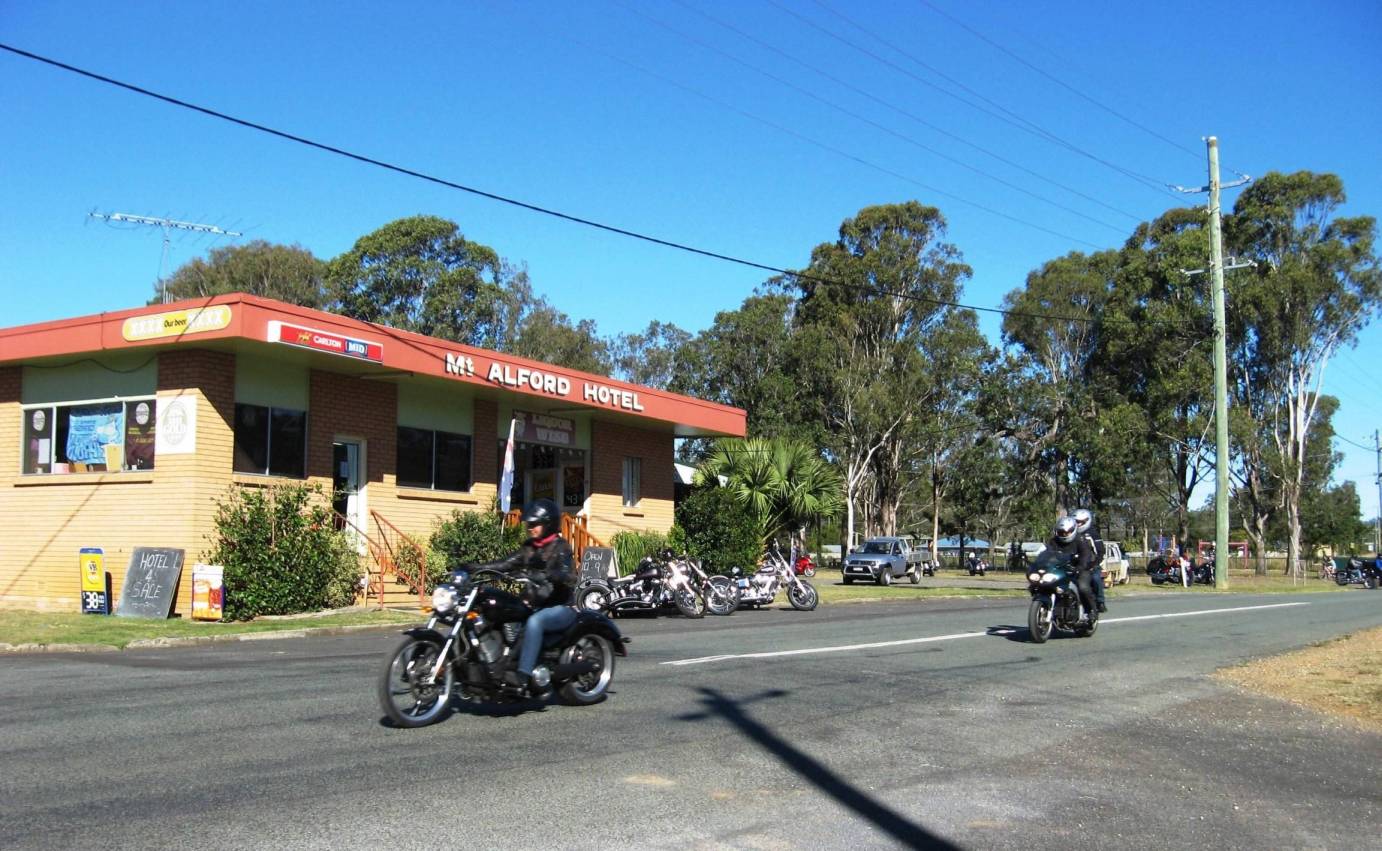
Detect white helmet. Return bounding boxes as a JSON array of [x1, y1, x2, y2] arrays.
[[1072, 508, 1093, 534], [1054, 516, 1077, 544]]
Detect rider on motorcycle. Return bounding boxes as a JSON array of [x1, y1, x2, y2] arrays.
[[1072, 508, 1107, 613], [473, 498, 576, 694], [1045, 516, 1099, 619]]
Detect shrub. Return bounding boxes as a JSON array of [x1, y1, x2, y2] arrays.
[[674, 484, 762, 574], [611, 529, 670, 576], [205, 483, 363, 621], [428, 509, 525, 587]]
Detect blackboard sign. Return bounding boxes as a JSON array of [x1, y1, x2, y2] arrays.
[[115, 548, 186, 618], [579, 547, 617, 583]]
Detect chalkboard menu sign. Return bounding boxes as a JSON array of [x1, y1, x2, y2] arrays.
[[115, 548, 186, 618], [579, 547, 617, 583]]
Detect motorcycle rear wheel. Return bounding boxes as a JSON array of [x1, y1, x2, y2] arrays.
[[577, 584, 612, 613], [1336, 573, 1349, 586], [909, 569, 920, 584], [1076, 614, 1099, 637], [674, 588, 705, 619], [1028, 599, 1053, 644], [378, 636, 454, 728], [557, 634, 615, 706], [788, 580, 818, 611]]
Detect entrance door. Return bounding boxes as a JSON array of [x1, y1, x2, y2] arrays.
[[332, 440, 365, 548]]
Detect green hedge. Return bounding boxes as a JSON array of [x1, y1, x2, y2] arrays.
[[428, 510, 525, 589], [205, 483, 362, 621], [673, 485, 762, 574], [611, 530, 670, 576]]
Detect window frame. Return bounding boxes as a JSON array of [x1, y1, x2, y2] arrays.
[[396, 425, 473, 492], [622, 456, 642, 508], [19, 395, 158, 475], [233, 402, 308, 479]]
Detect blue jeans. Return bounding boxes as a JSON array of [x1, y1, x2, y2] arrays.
[[517, 605, 577, 676], [1093, 569, 1106, 605]]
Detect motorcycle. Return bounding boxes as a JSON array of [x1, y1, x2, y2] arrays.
[[966, 556, 988, 577], [678, 553, 741, 615], [1149, 555, 1189, 586], [1335, 557, 1381, 589], [378, 568, 626, 728], [730, 542, 819, 610], [793, 554, 817, 577], [1190, 558, 1216, 585], [574, 551, 707, 618], [1026, 550, 1098, 643]]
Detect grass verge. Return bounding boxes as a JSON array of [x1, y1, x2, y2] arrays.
[[1215, 626, 1382, 732], [813, 578, 1027, 604], [0, 607, 419, 650]]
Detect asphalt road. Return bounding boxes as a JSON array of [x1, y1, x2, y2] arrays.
[[2, 591, 1380, 850]]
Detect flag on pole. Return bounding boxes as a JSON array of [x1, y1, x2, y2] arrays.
[[499, 418, 516, 515]]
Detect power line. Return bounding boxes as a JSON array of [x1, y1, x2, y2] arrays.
[[770, 0, 1182, 199], [1335, 433, 1375, 452], [2, 42, 1186, 331], [637, 0, 1142, 227], [913, 0, 1252, 182]]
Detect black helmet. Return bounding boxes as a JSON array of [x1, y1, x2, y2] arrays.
[[520, 498, 561, 541]]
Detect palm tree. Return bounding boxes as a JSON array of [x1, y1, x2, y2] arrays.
[[697, 437, 844, 549]]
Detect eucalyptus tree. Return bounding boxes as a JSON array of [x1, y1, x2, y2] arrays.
[[326, 215, 510, 347], [1226, 171, 1381, 572], [1102, 208, 1217, 546], [160, 240, 327, 307], [791, 202, 972, 547], [997, 250, 1119, 516]]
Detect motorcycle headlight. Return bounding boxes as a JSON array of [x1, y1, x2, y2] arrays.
[[1027, 572, 1041, 582], [431, 585, 459, 614], [1040, 573, 1060, 584]]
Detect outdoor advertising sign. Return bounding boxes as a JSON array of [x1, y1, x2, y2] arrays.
[[79, 547, 110, 615]]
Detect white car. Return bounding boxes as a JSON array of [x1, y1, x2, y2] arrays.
[[1101, 542, 1130, 585]]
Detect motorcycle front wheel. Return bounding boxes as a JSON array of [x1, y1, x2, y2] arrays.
[[704, 576, 740, 616], [788, 580, 818, 611], [1028, 599, 1053, 644], [557, 634, 615, 706], [378, 636, 454, 728], [576, 584, 612, 613], [674, 587, 706, 619]]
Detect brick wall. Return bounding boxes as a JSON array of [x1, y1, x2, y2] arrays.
[[587, 419, 675, 542]]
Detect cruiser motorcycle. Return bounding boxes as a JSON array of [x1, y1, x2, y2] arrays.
[[574, 551, 711, 618], [378, 568, 626, 728], [1026, 550, 1098, 643], [730, 542, 819, 611], [1335, 557, 1381, 589]]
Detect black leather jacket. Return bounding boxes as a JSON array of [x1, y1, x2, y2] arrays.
[[1044, 535, 1096, 572], [474, 536, 574, 607]]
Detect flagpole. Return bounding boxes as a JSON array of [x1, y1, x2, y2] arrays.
[[499, 417, 517, 532]]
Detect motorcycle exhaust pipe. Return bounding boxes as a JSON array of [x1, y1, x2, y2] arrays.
[[553, 658, 601, 680]]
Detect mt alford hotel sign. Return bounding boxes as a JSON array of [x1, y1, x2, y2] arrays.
[[445, 352, 646, 412]]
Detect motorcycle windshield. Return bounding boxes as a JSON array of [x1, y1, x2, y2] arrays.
[[1031, 549, 1073, 573]]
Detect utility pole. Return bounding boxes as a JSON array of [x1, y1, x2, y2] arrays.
[[1375, 429, 1380, 555], [1176, 137, 1250, 590], [89, 212, 242, 303]]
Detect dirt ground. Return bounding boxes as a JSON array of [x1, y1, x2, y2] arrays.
[[1216, 625, 1382, 732]]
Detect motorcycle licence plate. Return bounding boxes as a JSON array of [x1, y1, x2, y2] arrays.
[[737, 579, 750, 588]]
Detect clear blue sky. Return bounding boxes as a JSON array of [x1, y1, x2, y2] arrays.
[[3, 1, 1380, 521]]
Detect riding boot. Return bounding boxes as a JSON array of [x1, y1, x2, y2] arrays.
[[1097, 601, 1107, 613], [502, 669, 530, 694]]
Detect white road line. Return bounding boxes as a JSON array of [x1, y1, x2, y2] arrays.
[[660, 601, 1311, 666]]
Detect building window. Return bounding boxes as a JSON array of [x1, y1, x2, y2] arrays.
[[397, 426, 472, 491], [233, 403, 306, 478], [622, 456, 641, 507], [21, 398, 156, 475]]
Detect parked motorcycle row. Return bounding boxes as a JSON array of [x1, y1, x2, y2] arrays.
[[1148, 554, 1216, 586], [575, 542, 820, 619]]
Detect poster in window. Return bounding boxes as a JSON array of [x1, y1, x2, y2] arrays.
[[530, 468, 556, 502], [562, 465, 585, 508], [125, 400, 156, 470], [65, 404, 124, 466]]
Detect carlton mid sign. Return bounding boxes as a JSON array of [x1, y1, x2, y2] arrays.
[[444, 352, 645, 412], [267, 321, 382, 362]]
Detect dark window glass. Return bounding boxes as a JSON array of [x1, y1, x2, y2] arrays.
[[434, 431, 472, 491], [396, 426, 433, 488], [233, 404, 269, 474], [269, 407, 307, 479]]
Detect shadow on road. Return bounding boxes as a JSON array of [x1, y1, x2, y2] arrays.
[[679, 687, 961, 850]]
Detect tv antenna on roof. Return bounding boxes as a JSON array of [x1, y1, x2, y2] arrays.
[[89, 211, 243, 304]]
